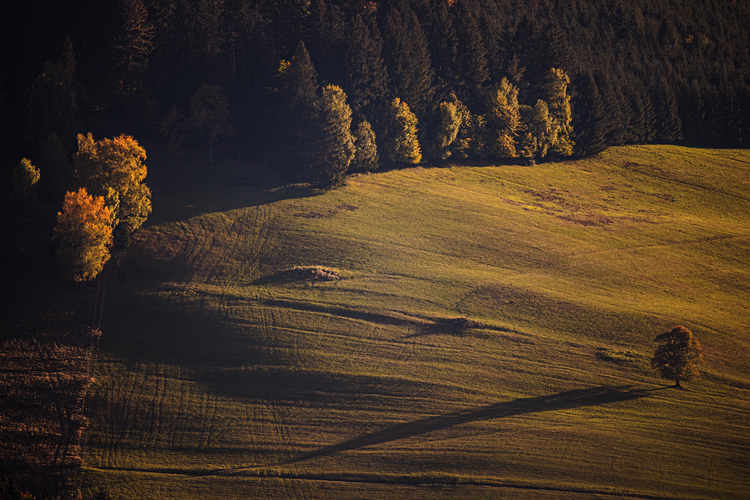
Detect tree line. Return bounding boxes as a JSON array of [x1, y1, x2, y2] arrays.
[[2, 0, 750, 276]]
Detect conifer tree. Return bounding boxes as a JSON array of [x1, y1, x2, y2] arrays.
[[345, 15, 389, 113], [351, 119, 379, 173], [310, 0, 347, 85], [543, 68, 574, 156], [53, 188, 113, 283], [485, 78, 521, 159], [309, 85, 355, 188], [653, 80, 682, 142], [595, 72, 626, 146], [383, 97, 422, 165], [113, 0, 154, 95], [423, 0, 458, 101], [572, 72, 607, 156], [23, 38, 84, 156], [277, 41, 320, 176], [454, 5, 490, 107], [382, 5, 434, 116]]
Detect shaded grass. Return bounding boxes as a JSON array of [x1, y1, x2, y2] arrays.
[[72, 145, 750, 499]]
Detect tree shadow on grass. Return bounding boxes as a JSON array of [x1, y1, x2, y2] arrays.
[[290, 385, 656, 464]]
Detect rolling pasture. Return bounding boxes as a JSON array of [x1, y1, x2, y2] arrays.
[[82, 146, 750, 499]]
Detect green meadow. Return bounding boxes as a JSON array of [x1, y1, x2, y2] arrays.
[[81, 145, 749, 499]]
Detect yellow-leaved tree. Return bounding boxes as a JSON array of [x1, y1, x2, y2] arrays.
[[73, 133, 152, 246], [53, 188, 113, 282], [383, 97, 422, 165]]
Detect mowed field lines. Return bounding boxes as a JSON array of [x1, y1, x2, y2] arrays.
[[83, 146, 750, 499]]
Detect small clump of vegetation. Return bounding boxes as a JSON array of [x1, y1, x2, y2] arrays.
[[286, 266, 342, 282]]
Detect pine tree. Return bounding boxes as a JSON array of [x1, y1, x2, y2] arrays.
[[454, 4, 490, 107], [543, 68, 574, 157], [382, 5, 434, 116], [53, 188, 113, 283], [383, 97, 422, 165], [572, 72, 607, 156], [651, 325, 704, 388], [423, 0, 458, 102], [345, 14, 389, 114], [309, 85, 355, 188], [653, 80, 682, 142], [310, 0, 347, 85], [595, 72, 626, 146], [113, 0, 154, 95], [277, 41, 320, 176], [23, 38, 84, 156], [484, 78, 521, 159], [351, 119, 379, 173]]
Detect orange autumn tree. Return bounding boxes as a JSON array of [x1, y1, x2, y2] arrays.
[[53, 188, 113, 282], [73, 133, 152, 245]]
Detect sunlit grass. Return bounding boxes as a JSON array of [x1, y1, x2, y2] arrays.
[[82, 145, 750, 499]]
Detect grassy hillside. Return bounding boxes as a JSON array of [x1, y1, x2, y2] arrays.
[[81, 145, 749, 499]]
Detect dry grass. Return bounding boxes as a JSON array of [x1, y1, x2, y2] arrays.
[[6, 145, 750, 499]]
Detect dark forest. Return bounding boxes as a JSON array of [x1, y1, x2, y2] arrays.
[[2, 0, 749, 194]]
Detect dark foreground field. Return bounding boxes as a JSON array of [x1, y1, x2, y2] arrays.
[[5, 145, 750, 499]]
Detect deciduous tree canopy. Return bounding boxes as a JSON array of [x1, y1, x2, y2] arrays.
[[73, 133, 152, 245], [651, 325, 704, 388], [53, 188, 113, 282]]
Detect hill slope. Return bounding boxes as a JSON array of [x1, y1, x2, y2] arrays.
[[83, 146, 750, 499]]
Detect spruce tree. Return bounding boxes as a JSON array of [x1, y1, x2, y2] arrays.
[[382, 5, 434, 116], [484, 78, 521, 159], [543, 68, 574, 157], [423, 0, 458, 102], [383, 97, 422, 165], [572, 72, 607, 156], [351, 119, 379, 173], [454, 4, 490, 108], [277, 41, 320, 177], [345, 15, 389, 114], [113, 0, 154, 95], [309, 85, 355, 188], [310, 0, 347, 85], [653, 80, 682, 143]]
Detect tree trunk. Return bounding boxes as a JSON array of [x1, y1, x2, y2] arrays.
[[675, 378, 682, 389]]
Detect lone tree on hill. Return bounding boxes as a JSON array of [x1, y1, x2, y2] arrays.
[[651, 325, 704, 388]]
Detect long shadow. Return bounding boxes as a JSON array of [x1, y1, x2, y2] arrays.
[[290, 385, 655, 464]]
